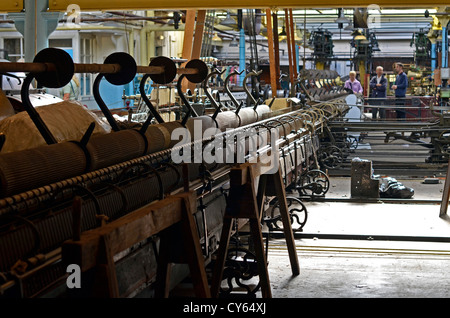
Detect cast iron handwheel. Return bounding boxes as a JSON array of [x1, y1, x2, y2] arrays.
[[267, 196, 308, 232], [346, 135, 359, 149], [220, 247, 261, 298], [318, 145, 343, 169], [297, 169, 330, 196]]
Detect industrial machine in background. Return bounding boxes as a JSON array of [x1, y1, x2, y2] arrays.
[[308, 28, 334, 70]]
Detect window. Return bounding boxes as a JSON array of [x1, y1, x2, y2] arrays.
[[80, 37, 93, 97], [3, 38, 24, 62], [49, 38, 72, 48]]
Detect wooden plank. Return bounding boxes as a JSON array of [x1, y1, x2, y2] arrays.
[[211, 163, 271, 298], [187, 10, 206, 92], [289, 9, 298, 79], [285, 9, 294, 93], [62, 192, 195, 271], [272, 12, 281, 92], [440, 159, 450, 217], [92, 235, 120, 297], [49, 0, 450, 11], [181, 10, 196, 92], [265, 9, 277, 98], [210, 217, 233, 297], [179, 192, 211, 297], [270, 168, 300, 276]]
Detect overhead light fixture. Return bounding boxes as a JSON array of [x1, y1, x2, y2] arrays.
[[212, 33, 222, 42], [344, 23, 353, 30], [335, 9, 350, 24], [220, 11, 236, 26], [352, 29, 367, 41], [229, 37, 238, 47], [279, 26, 287, 36]]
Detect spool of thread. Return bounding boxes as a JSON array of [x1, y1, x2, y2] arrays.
[[186, 116, 218, 140], [237, 108, 258, 127], [0, 142, 87, 197], [215, 111, 240, 132], [255, 105, 270, 121], [87, 129, 146, 171]]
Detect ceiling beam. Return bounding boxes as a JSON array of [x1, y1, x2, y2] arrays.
[[48, 0, 449, 11], [0, 1, 23, 12]]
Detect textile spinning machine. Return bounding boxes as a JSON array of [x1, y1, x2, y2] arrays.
[[0, 48, 350, 298]]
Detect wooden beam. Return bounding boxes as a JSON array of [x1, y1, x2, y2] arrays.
[[49, 0, 450, 10], [188, 10, 206, 92], [289, 9, 298, 79], [62, 192, 196, 272], [265, 9, 277, 98], [272, 12, 281, 92], [440, 159, 450, 217], [284, 9, 294, 94], [181, 10, 196, 92]]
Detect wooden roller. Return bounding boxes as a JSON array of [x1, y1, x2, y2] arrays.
[[143, 120, 186, 153], [0, 142, 87, 198], [87, 129, 147, 171]]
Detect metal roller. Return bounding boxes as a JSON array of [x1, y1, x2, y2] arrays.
[[0, 142, 87, 198]]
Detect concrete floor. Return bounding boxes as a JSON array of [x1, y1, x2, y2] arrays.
[[172, 176, 450, 298], [264, 177, 450, 298]]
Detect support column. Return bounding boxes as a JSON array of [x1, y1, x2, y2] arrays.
[[272, 12, 281, 92], [9, 0, 62, 62], [265, 9, 277, 99], [436, 8, 450, 72], [431, 40, 437, 72], [239, 28, 246, 86], [285, 9, 294, 96], [288, 9, 298, 79], [181, 10, 196, 91]]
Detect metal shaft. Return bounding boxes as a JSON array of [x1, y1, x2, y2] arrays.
[[0, 61, 199, 75]]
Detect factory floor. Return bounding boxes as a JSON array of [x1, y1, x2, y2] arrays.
[[266, 176, 450, 298], [171, 176, 450, 299]]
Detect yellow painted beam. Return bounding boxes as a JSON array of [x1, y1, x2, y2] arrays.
[[0, 1, 23, 12], [49, 0, 449, 10]]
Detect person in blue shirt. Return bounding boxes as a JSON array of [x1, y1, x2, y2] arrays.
[[369, 66, 387, 120], [392, 62, 408, 120]]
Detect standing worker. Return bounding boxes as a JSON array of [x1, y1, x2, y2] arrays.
[[391, 62, 408, 120], [344, 71, 363, 95], [61, 75, 80, 101], [369, 66, 387, 120]]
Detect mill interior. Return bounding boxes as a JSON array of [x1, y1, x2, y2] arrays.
[[0, 0, 450, 301]]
